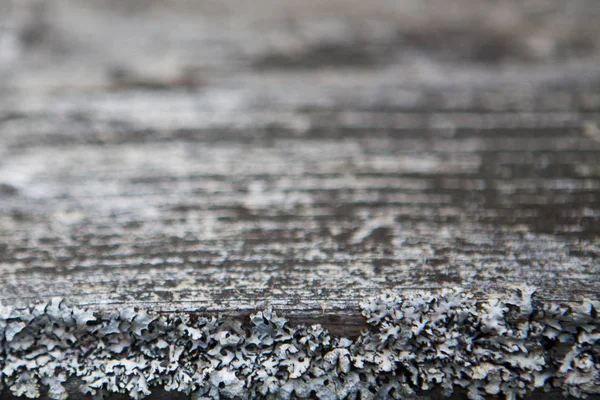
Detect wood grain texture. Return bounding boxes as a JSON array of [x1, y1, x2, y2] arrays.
[[1, 1, 600, 399], [1, 0, 600, 323]]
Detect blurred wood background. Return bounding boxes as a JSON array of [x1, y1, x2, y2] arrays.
[[1, 1, 600, 398]]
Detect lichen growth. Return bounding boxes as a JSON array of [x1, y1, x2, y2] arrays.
[[1, 288, 599, 399]]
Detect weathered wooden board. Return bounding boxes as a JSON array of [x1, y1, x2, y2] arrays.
[[1, 0, 600, 399]]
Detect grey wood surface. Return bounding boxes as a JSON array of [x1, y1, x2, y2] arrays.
[[1, 1, 600, 398], [1, 0, 600, 324]]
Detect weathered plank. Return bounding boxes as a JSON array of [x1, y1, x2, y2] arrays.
[[1, 0, 600, 399]]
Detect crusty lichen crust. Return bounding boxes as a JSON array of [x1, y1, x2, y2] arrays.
[[1, 288, 599, 399]]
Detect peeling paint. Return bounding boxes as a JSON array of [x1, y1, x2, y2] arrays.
[[1, 288, 599, 399]]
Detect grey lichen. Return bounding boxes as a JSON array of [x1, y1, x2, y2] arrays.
[[1, 288, 599, 399]]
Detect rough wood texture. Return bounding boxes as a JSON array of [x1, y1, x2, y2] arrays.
[[1, 0, 600, 398]]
